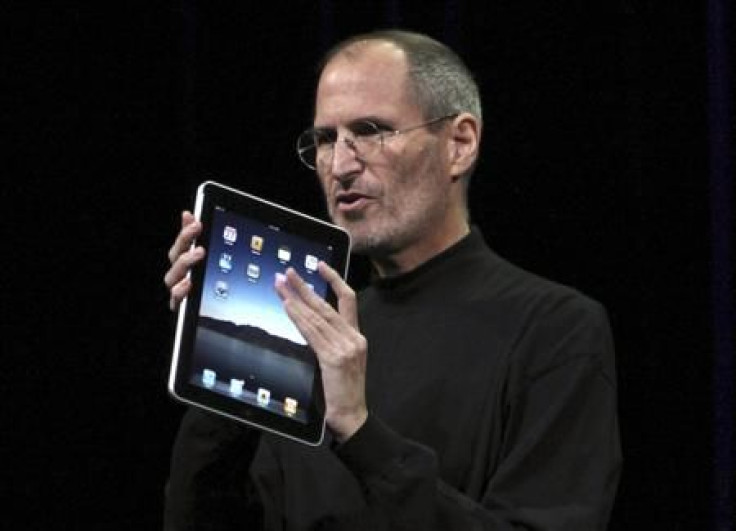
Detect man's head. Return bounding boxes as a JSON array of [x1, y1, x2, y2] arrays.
[[304, 30, 482, 275], [319, 30, 482, 131]]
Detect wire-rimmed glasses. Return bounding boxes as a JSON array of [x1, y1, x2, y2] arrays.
[[296, 113, 458, 171]]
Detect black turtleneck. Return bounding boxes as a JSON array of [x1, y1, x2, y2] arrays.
[[165, 228, 621, 531]]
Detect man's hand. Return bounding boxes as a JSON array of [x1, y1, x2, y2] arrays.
[[275, 263, 368, 443], [164, 210, 206, 311]]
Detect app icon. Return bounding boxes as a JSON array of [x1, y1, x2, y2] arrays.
[[305, 254, 319, 272], [218, 252, 233, 273], [284, 397, 298, 416], [246, 263, 261, 280], [277, 246, 292, 263], [251, 235, 264, 253], [229, 378, 244, 396], [214, 280, 229, 299], [257, 388, 271, 407], [223, 225, 237, 245], [202, 369, 216, 388]]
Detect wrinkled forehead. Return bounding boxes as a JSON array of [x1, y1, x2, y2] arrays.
[[314, 41, 420, 125]]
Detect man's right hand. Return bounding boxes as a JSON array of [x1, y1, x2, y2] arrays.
[[164, 210, 206, 311]]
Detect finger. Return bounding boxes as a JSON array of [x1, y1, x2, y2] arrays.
[[274, 270, 327, 323], [280, 293, 348, 359], [164, 246, 205, 289], [285, 268, 325, 305], [275, 279, 323, 338], [167, 211, 202, 265], [167, 215, 201, 264], [281, 265, 358, 338], [275, 270, 330, 330], [284, 268, 352, 333], [277, 268, 359, 353], [169, 277, 192, 311], [318, 261, 358, 329]]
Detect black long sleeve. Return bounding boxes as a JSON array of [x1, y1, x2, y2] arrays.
[[332, 295, 620, 530], [167, 228, 621, 530], [164, 407, 263, 530]]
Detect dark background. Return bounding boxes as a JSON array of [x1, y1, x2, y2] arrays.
[[5, 2, 733, 529]]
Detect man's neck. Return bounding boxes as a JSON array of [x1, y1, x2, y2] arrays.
[[371, 221, 470, 278]]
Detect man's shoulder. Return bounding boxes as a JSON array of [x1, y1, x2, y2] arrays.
[[463, 245, 604, 318], [487, 255, 614, 380], [355, 227, 608, 333], [461, 248, 613, 365]]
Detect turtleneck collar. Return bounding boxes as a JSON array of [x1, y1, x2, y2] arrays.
[[368, 226, 492, 297]]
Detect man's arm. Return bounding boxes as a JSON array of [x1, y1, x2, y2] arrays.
[[164, 408, 264, 530], [336, 342, 620, 530], [163, 211, 266, 530], [276, 268, 620, 530]]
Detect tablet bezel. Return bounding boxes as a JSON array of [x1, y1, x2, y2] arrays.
[[168, 180, 351, 446]]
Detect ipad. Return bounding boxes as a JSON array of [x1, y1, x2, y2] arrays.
[[168, 181, 351, 446]]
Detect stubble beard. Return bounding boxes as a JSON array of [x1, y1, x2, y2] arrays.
[[331, 188, 447, 260], [326, 144, 449, 260], [330, 209, 399, 257]]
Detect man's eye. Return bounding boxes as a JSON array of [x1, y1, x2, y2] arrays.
[[351, 121, 381, 137], [313, 129, 337, 146]]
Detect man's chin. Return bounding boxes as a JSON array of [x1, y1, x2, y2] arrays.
[[346, 229, 397, 257], [330, 211, 364, 233], [335, 208, 365, 223], [329, 214, 394, 255]]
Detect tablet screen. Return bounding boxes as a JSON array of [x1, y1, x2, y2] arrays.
[[169, 181, 351, 445]]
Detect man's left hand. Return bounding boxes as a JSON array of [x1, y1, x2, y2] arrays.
[[275, 263, 368, 443]]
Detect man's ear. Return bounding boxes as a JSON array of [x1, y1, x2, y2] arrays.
[[447, 113, 481, 181]]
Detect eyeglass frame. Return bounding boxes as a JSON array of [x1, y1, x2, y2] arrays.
[[296, 113, 459, 171]]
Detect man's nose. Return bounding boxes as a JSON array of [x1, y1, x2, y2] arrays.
[[330, 137, 362, 179]]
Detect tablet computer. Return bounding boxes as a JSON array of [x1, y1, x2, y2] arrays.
[[168, 181, 351, 446]]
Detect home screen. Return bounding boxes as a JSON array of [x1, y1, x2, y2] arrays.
[[189, 207, 333, 424]]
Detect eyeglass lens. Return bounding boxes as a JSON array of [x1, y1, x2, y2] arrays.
[[297, 121, 382, 169]]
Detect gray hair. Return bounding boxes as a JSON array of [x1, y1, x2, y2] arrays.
[[319, 30, 482, 124]]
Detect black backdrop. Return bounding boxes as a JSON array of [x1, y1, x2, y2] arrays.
[[5, 2, 733, 529]]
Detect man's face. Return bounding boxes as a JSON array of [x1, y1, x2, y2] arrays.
[[313, 42, 453, 259]]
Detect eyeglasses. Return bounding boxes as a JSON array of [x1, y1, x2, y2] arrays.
[[296, 113, 458, 171]]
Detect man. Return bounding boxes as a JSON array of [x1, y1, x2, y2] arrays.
[[164, 30, 621, 530]]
